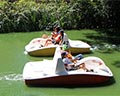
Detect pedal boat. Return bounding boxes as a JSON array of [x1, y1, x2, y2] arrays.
[[24, 34, 91, 56], [23, 47, 113, 87]]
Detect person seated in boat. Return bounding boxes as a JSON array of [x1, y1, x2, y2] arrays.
[[61, 52, 76, 71], [44, 26, 64, 46], [53, 26, 64, 45], [61, 45, 83, 70], [39, 34, 54, 47], [62, 45, 94, 72], [61, 44, 84, 62], [61, 51, 93, 72], [42, 34, 49, 39], [61, 44, 93, 71]]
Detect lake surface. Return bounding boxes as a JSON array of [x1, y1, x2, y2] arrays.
[[0, 32, 119, 96]]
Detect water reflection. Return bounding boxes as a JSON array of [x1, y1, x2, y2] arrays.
[[91, 44, 120, 53], [112, 61, 120, 68]]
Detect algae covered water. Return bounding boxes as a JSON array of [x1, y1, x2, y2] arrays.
[[0, 32, 119, 96]]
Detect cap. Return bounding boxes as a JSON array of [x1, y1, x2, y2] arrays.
[[62, 44, 68, 51]]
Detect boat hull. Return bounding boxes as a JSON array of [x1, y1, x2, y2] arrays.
[[25, 74, 112, 87], [69, 47, 90, 54], [28, 47, 56, 57], [28, 47, 90, 57]]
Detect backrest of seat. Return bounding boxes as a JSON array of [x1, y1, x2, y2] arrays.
[[61, 33, 70, 47], [55, 58, 67, 74], [53, 46, 62, 63], [53, 46, 67, 74]]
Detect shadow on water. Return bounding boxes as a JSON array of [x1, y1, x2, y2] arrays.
[[78, 31, 120, 55], [27, 77, 115, 89], [84, 30, 120, 45], [83, 32, 105, 45], [112, 61, 120, 68]]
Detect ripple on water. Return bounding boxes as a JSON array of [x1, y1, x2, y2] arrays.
[[0, 73, 23, 81]]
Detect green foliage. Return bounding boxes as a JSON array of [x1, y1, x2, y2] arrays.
[[0, 0, 118, 38]]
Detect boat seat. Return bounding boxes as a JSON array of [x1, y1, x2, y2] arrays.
[[52, 46, 67, 74], [55, 58, 67, 74], [61, 33, 70, 47]]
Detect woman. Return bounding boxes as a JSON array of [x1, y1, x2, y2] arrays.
[[44, 26, 64, 46], [50, 26, 64, 45]]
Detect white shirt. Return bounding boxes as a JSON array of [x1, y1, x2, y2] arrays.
[[62, 58, 72, 65]]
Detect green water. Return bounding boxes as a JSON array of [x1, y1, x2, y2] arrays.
[[0, 32, 119, 96]]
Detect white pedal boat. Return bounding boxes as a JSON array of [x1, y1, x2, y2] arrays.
[[23, 46, 113, 87], [24, 33, 91, 56]]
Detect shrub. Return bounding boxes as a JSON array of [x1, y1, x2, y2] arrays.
[[0, 0, 117, 34]]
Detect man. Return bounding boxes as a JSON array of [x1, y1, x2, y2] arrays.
[[61, 44, 84, 70]]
